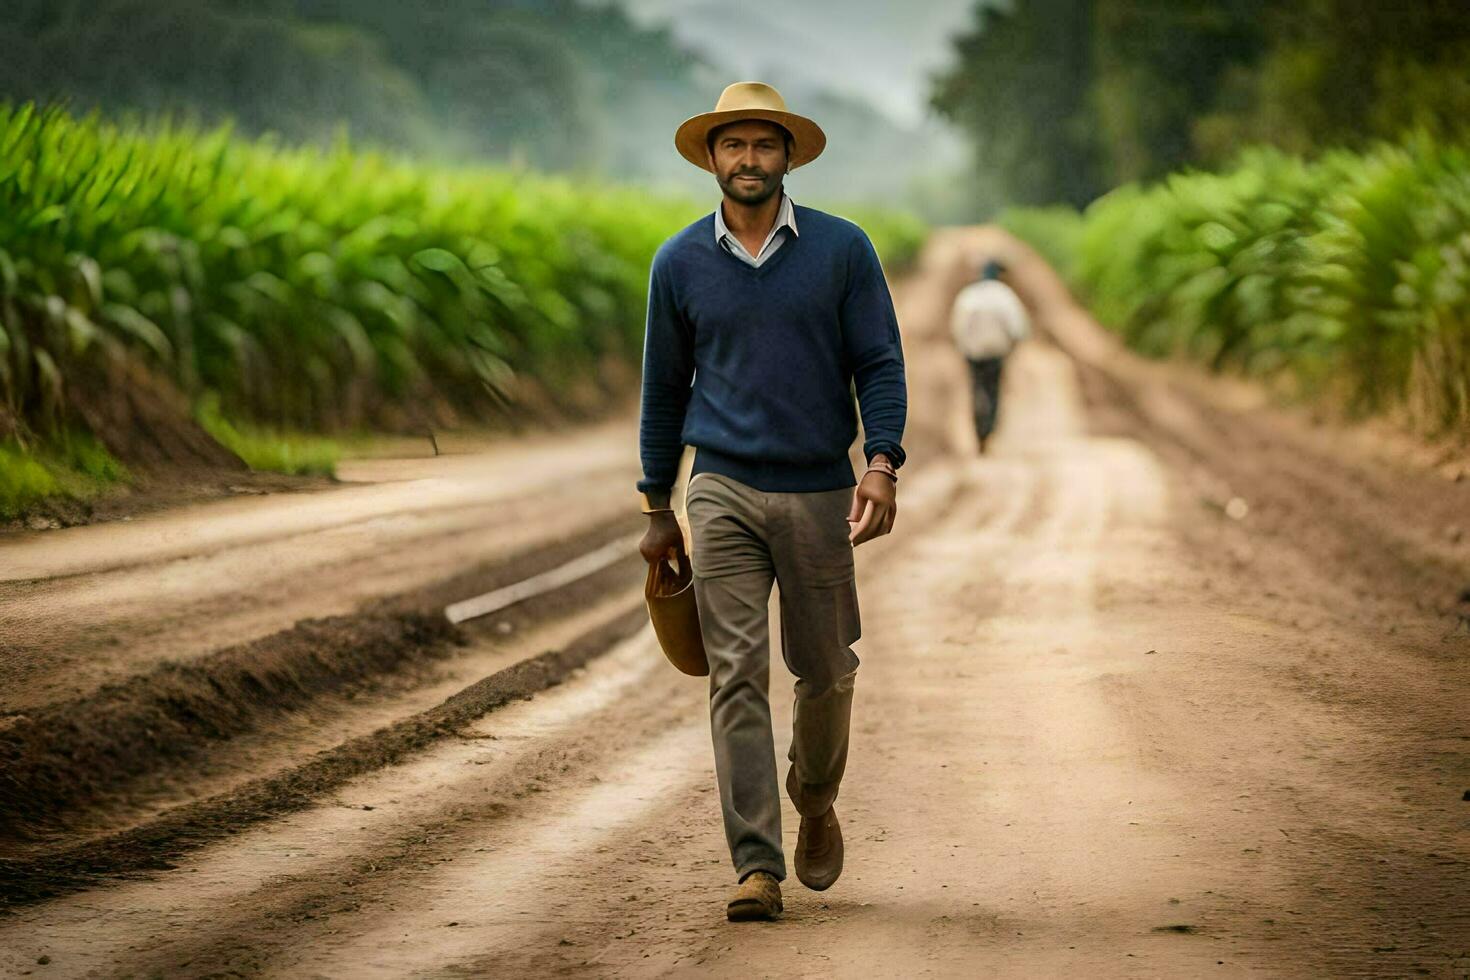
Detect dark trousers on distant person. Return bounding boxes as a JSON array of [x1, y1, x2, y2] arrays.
[[967, 355, 1005, 448]]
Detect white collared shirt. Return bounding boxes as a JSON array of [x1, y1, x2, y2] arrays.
[[714, 193, 799, 267], [950, 279, 1031, 360]]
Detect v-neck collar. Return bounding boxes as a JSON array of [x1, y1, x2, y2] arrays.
[[710, 206, 801, 277], [714, 194, 799, 269], [712, 227, 800, 277]]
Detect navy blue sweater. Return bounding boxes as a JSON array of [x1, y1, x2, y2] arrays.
[[637, 204, 907, 494]]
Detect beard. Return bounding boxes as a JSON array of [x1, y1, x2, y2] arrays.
[[717, 168, 782, 205]]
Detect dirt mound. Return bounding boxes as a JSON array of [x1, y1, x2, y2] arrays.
[[66, 348, 244, 472], [0, 606, 646, 908], [7, 348, 316, 530], [0, 517, 645, 904], [0, 611, 458, 846], [0, 516, 641, 843]]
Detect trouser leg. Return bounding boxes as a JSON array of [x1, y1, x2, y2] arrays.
[[770, 487, 862, 818], [968, 357, 990, 443], [786, 669, 856, 817], [969, 356, 1005, 441], [687, 475, 785, 881], [984, 357, 1005, 435]]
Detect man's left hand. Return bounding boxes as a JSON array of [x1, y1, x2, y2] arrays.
[[848, 464, 897, 545]]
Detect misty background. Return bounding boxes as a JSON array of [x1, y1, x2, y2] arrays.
[[2, 1, 1468, 218], [0, 0, 974, 217]]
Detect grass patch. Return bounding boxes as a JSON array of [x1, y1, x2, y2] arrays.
[[197, 396, 340, 477], [0, 446, 60, 518], [63, 432, 129, 483], [0, 433, 130, 519]]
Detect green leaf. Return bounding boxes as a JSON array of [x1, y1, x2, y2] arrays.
[[412, 248, 468, 275], [104, 303, 175, 362]]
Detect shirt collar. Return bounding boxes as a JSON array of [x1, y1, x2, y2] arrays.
[[714, 192, 799, 247]]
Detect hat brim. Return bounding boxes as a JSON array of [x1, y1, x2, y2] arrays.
[[674, 108, 826, 173]]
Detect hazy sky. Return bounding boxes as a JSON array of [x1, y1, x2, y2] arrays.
[[616, 0, 981, 125]]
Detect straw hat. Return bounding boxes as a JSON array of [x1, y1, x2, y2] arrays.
[[675, 81, 827, 173], [644, 551, 709, 677]]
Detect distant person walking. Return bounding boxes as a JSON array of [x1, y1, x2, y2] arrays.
[[950, 258, 1029, 453], [636, 82, 907, 922]]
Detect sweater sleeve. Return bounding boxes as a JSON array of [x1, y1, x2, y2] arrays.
[[636, 254, 694, 493], [841, 231, 908, 469]]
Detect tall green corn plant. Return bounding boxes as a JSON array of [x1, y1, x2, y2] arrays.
[[1308, 144, 1427, 415], [997, 206, 1084, 283], [1405, 145, 1470, 429], [1040, 133, 1470, 433], [0, 103, 922, 449], [1074, 183, 1181, 354], [1305, 138, 1470, 428]]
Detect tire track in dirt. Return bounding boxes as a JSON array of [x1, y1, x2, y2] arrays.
[[0, 517, 645, 854], [0, 602, 650, 909], [1, 460, 633, 715], [0, 628, 702, 977]]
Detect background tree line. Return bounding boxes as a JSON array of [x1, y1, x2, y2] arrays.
[[0, 0, 958, 206], [932, 0, 1470, 209], [0, 0, 700, 175]]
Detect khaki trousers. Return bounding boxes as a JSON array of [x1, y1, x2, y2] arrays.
[[686, 472, 861, 882]]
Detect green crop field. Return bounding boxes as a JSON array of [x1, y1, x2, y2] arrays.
[[1004, 136, 1470, 435], [0, 105, 925, 517]]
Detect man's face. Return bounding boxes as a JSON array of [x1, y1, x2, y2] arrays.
[[709, 120, 789, 206]]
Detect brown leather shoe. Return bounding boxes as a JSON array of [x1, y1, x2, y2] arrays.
[[786, 767, 845, 891], [726, 871, 783, 922], [795, 806, 844, 891]]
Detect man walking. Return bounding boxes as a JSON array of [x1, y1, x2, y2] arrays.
[[636, 82, 908, 922], [950, 258, 1029, 453]]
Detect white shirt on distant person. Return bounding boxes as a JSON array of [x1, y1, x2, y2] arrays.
[[950, 279, 1030, 361]]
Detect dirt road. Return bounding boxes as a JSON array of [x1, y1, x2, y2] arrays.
[[0, 421, 638, 712], [1, 230, 1466, 978]]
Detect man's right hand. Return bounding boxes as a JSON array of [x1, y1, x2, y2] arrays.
[[639, 510, 686, 564]]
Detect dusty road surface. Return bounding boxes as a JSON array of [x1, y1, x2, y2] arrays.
[[1, 230, 1467, 978], [0, 420, 639, 712]]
